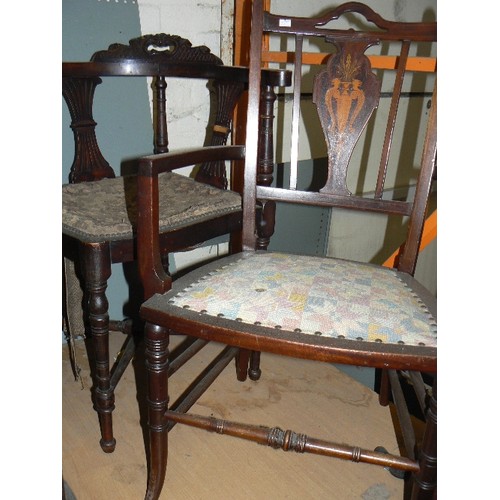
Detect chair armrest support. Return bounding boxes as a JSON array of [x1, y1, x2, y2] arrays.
[[137, 145, 246, 298], [138, 145, 246, 177]]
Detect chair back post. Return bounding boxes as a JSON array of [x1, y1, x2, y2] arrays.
[[153, 75, 169, 154], [397, 83, 437, 275], [242, 0, 264, 250]]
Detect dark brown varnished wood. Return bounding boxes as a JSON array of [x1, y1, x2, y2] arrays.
[[255, 82, 277, 251], [137, 3, 437, 499], [411, 377, 437, 499], [62, 33, 290, 452], [164, 409, 419, 470], [62, 76, 115, 183], [80, 241, 115, 453]]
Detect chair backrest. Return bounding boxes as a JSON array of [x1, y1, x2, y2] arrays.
[[63, 33, 279, 189], [243, 0, 437, 276]]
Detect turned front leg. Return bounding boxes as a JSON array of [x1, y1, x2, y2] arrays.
[[145, 321, 170, 500], [81, 242, 115, 453], [412, 376, 437, 499]]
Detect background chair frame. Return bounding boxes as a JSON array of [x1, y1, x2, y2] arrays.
[[62, 33, 289, 453]]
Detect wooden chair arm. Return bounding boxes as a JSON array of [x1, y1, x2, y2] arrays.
[[137, 145, 246, 298]]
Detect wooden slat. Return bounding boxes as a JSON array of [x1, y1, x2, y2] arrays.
[[375, 41, 411, 198], [289, 34, 304, 190]]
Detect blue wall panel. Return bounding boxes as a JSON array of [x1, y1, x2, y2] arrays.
[[63, 0, 152, 321]]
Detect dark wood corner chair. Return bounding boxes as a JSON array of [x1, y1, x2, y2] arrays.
[[62, 33, 290, 453], [138, 2, 437, 499]]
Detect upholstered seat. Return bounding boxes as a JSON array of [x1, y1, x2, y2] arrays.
[[62, 172, 241, 242], [165, 251, 437, 347]]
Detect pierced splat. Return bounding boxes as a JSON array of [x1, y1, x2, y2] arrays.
[[313, 41, 380, 196]]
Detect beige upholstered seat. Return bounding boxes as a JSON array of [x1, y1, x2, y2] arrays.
[[167, 251, 437, 346], [63, 172, 241, 242]]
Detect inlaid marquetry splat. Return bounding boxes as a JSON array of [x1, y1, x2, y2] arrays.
[[313, 41, 380, 195]]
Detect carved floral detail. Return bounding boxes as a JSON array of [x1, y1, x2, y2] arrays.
[[91, 33, 223, 65]]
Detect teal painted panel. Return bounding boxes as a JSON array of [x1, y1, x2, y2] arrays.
[[62, 0, 143, 60], [62, 0, 152, 321], [268, 158, 331, 256], [62, 0, 151, 183]]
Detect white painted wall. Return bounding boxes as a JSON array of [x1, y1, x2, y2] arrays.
[[138, 0, 222, 157], [137, 0, 230, 271]]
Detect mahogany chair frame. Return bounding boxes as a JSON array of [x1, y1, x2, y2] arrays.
[[137, 3, 437, 498], [62, 33, 290, 453]]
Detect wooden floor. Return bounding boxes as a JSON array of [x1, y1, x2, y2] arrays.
[[62, 330, 406, 499]]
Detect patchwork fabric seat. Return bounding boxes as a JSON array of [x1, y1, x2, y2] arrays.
[[166, 252, 437, 348]]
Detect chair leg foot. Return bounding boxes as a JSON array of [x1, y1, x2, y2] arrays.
[[145, 429, 168, 500], [249, 351, 262, 380], [99, 437, 116, 453], [374, 446, 406, 479], [411, 378, 437, 499], [93, 391, 116, 452], [81, 242, 115, 452]]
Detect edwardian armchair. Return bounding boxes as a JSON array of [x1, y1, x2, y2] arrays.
[[137, 3, 437, 498]]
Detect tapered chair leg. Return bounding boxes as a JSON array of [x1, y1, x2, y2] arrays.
[[236, 349, 250, 381], [145, 321, 170, 500], [411, 377, 437, 499], [81, 242, 116, 453], [378, 368, 392, 406]]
